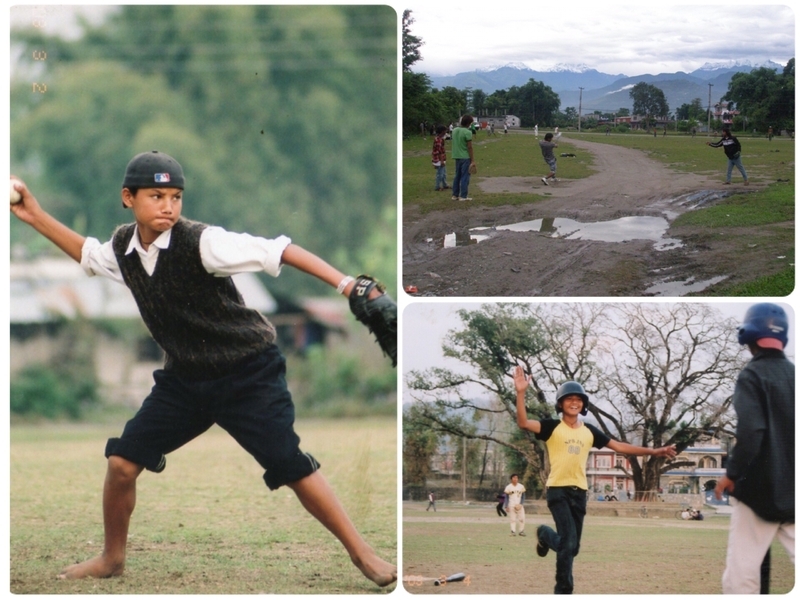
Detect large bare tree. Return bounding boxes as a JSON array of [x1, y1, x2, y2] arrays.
[[405, 303, 746, 498], [592, 303, 745, 496]]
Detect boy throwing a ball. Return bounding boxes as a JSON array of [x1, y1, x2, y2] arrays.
[[9, 151, 396, 588]]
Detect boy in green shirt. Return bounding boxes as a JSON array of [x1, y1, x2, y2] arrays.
[[450, 115, 476, 201]]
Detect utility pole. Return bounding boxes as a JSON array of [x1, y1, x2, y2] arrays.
[[578, 87, 584, 132], [707, 83, 714, 136], [462, 436, 467, 502]]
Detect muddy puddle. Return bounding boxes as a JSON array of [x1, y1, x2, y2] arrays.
[[644, 275, 729, 296], [428, 190, 735, 251], [430, 215, 682, 251]]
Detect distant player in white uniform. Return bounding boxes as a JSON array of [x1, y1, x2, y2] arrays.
[[504, 474, 526, 536]]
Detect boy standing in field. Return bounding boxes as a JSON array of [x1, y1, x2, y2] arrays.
[[451, 115, 476, 201], [513, 367, 676, 594], [539, 132, 558, 186], [715, 303, 794, 593], [431, 125, 449, 192], [706, 127, 749, 186], [9, 151, 397, 587], [504, 473, 526, 536]]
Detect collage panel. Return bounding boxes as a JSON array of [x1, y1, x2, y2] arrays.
[[400, 5, 795, 596], [402, 7, 794, 298], [401, 301, 795, 594], [10, 4, 397, 594]]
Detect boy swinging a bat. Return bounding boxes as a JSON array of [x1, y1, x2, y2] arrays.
[[513, 366, 676, 594], [9, 151, 397, 587]]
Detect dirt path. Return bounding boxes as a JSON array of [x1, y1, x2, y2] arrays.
[[403, 135, 775, 297]]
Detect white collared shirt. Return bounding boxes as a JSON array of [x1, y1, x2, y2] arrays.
[[81, 224, 292, 284]]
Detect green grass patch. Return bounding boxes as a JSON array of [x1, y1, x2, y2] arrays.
[[11, 419, 397, 594], [562, 130, 795, 183], [673, 184, 794, 228], [703, 266, 795, 297], [403, 133, 595, 214]]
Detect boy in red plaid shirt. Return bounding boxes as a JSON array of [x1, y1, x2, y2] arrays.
[[431, 125, 449, 191]]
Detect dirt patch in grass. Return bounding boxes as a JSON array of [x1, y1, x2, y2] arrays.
[[403, 135, 793, 297]]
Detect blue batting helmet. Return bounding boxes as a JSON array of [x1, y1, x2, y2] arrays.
[[737, 303, 788, 350]]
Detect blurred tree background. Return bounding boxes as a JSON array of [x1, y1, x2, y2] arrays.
[[10, 6, 397, 420], [11, 5, 397, 297]]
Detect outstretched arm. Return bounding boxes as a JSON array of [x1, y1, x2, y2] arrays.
[[606, 439, 676, 458], [280, 243, 356, 295], [10, 177, 85, 262], [280, 244, 381, 299], [513, 366, 541, 434]]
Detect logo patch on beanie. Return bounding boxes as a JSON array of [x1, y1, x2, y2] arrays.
[[154, 173, 171, 183]]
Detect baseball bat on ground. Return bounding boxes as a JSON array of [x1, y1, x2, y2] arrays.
[[435, 573, 466, 586]]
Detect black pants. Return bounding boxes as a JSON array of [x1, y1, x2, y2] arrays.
[[538, 486, 587, 594], [105, 346, 319, 490]]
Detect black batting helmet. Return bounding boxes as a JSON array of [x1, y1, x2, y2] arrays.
[[556, 381, 589, 416]]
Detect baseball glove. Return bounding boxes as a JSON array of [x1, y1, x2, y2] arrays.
[[349, 274, 397, 367], [468, 162, 477, 175]]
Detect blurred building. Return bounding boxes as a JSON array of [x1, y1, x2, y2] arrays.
[[10, 256, 347, 406]]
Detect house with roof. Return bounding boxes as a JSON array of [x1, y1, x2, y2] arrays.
[[587, 437, 729, 502]]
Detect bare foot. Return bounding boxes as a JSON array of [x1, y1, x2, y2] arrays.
[[352, 551, 397, 587], [57, 555, 125, 580]]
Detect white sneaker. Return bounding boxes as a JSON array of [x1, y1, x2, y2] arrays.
[[541, 177, 549, 186], [459, 197, 473, 201]]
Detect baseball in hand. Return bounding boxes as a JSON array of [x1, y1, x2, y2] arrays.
[[10, 179, 23, 204]]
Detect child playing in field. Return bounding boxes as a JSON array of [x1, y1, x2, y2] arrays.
[[451, 115, 476, 201], [706, 127, 749, 186], [504, 474, 526, 536], [539, 132, 558, 186], [9, 151, 396, 588], [431, 125, 449, 192], [513, 366, 676, 594], [714, 303, 793, 593]]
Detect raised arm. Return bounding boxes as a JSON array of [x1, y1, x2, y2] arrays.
[[10, 177, 85, 262], [513, 366, 541, 434], [606, 439, 676, 458]]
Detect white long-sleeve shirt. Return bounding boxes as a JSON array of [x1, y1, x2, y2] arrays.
[[81, 224, 292, 283]]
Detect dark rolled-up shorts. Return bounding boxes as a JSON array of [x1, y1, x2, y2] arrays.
[[105, 345, 319, 490]]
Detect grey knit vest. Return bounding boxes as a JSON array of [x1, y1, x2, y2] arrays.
[[112, 218, 276, 379]]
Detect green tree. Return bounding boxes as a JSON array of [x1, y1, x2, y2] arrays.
[[510, 79, 560, 127], [402, 9, 423, 72], [402, 403, 441, 487], [726, 60, 795, 132], [11, 6, 396, 298], [676, 97, 705, 121], [560, 107, 578, 128], [472, 89, 488, 116], [630, 82, 669, 130], [437, 87, 468, 122]]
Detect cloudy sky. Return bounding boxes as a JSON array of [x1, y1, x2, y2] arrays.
[[404, 3, 795, 77]]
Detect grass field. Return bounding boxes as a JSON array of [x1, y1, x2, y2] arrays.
[[402, 501, 794, 595], [10, 418, 397, 594]]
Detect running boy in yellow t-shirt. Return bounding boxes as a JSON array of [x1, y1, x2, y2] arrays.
[[513, 366, 676, 594]]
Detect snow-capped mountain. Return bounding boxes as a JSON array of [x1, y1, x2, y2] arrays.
[[425, 61, 784, 112]]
